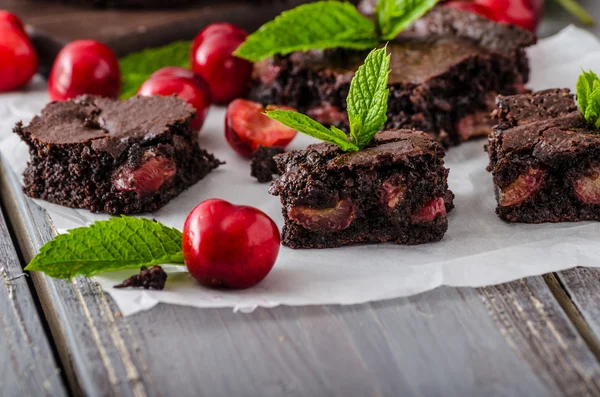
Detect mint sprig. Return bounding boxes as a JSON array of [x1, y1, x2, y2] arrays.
[[266, 47, 390, 151], [119, 41, 192, 99], [234, 2, 377, 63], [235, 0, 438, 62], [25, 217, 185, 279], [576, 69, 600, 128], [267, 109, 360, 151], [376, 0, 439, 40], [347, 46, 390, 148]]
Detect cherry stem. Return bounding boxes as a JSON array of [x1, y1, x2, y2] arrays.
[[554, 0, 595, 26]]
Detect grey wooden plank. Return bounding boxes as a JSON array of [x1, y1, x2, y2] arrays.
[[0, 173, 67, 395], [3, 155, 600, 396], [553, 269, 600, 354]]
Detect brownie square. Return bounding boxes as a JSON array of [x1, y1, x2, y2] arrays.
[[269, 130, 454, 248], [15, 95, 221, 215], [249, 6, 536, 147], [487, 88, 600, 223]]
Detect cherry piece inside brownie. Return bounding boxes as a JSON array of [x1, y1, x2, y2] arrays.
[[488, 88, 600, 223], [249, 6, 535, 147], [15, 95, 222, 215], [269, 130, 454, 249]]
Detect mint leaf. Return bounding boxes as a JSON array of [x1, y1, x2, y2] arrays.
[[25, 217, 185, 279], [346, 46, 390, 148], [234, 1, 378, 62], [119, 41, 192, 99], [376, 0, 439, 40], [577, 69, 600, 128], [266, 109, 359, 152]]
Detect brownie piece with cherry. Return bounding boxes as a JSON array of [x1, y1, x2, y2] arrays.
[[249, 6, 535, 146], [269, 130, 454, 248], [487, 88, 600, 222], [15, 95, 221, 215]]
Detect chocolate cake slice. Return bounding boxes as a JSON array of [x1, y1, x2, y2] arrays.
[[270, 130, 454, 248], [487, 88, 600, 223], [16, 95, 221, 215], [249, 6, 536, 146]]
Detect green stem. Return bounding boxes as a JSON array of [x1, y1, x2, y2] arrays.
[[554, 0, 595, 26]]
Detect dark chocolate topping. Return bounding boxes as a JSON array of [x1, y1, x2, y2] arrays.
[[274, 129, 442, 173], [403, 5, 536, 58], [495, 88, 578, 126], [492, 89, 600, 160], [21, 95, 195, 146]]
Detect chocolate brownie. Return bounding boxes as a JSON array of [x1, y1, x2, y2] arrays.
[[249, 6, 536, 146], [487, 88, 600, 223], [270, 130, 454, 248], [16, 95, 221, 215], [251, 145, 285, 183]]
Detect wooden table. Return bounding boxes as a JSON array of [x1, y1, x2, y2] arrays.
[[1, 2, 600, 396]]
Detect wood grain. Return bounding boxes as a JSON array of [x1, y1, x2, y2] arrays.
[[2, 154, 600, 396], [0, 166, 67, 396]]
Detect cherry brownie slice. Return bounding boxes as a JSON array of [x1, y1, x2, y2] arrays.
[[269, 130, 454, 249], [488, 88, 600, 222], [250, 6, 535, 147], [15, 95, 221, 215]]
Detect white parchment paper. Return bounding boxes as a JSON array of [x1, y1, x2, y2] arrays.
[[1, 26, 600, 316]]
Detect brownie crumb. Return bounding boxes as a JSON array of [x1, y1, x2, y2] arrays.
[[114, 265, 168, 290], [251, 145, 285, 183]]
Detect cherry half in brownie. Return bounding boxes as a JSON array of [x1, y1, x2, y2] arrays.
[[249, 6, 535, 146], [270, 130, 453, 248], [15, 95, 221, 215], [488, 88, 600, 222]]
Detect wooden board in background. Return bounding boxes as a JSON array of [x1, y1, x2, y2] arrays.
[[1, 0, 322, 74]]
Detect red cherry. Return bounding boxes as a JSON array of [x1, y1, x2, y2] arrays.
[[411, 197, 447, 223], [149, 66, 210, 94], [138, 74, 211, 132], [0, 25, 38, 92], [183, 199, 280, 289], [573, 165, 600, 204], [191, 23, 248, 60], [48, 40, 120, 101], [0, 10, 25, 31], [225, 99, 298, 158], [499, 168, 544, 207], [445, 0, 540, 32], [191, 34, 252, 104], [114, 155, 177, 195]]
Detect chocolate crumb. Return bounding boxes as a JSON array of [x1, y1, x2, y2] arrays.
[[114, 265, 167, 290], [251, 145, 285, 183]]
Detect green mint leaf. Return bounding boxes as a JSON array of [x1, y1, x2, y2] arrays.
[[25, 217, 185, 279], [119, 41, 192, 99], [234, 1, 378, 62], [577, 69, 600, 128], [266, 109, 359, 152], [346, 47, 390, 148], [376, 0, 439, 40]]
